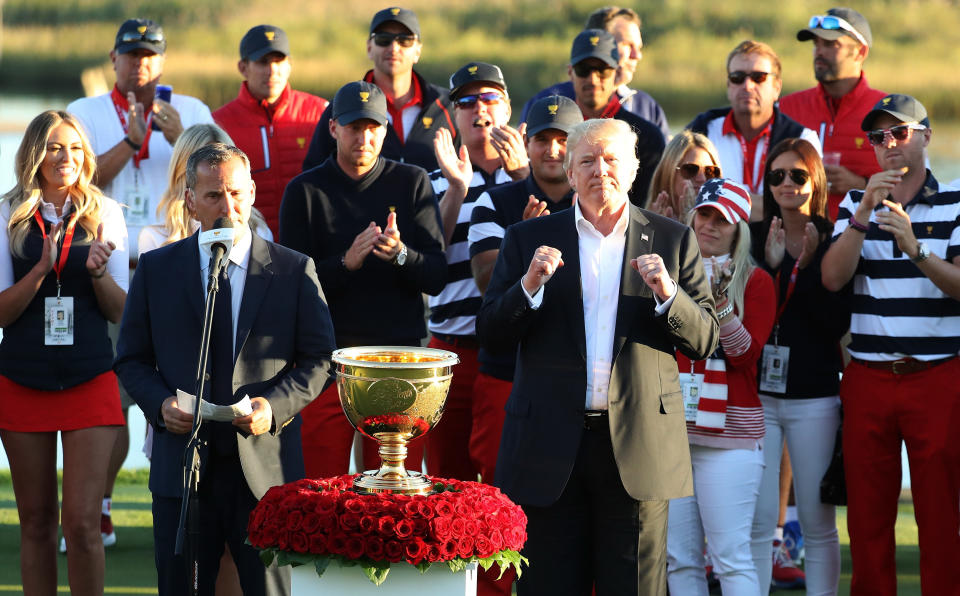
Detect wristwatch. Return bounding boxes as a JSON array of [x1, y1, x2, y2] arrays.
[[392, 243, 407, 267], [912, 242, 930, 263]]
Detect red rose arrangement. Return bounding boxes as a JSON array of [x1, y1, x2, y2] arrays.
[[248, 475, 528, 586]]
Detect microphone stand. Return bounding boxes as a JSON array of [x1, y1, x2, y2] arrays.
[[175, 250, 226, 596]]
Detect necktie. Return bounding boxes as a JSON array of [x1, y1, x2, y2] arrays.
[[209, 264, 236, 454]]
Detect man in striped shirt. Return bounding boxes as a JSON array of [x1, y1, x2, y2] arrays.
[[427, 62, 525, 485], [821, 94, 960, 596]]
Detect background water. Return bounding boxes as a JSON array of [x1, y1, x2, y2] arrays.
[[1, 93, 947, 484]]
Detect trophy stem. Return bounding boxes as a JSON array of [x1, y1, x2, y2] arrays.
[[353, 432, 433, 495]]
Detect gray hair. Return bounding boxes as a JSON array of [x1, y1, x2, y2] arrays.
[[185, 143, 250, 189], [563, 119, 639, 183]]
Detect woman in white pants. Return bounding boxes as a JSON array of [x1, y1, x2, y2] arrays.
[[747, 138, 850, 595], [667, 178, 776, 595]]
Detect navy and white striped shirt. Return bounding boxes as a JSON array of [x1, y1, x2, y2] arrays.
[[833, 171, 960, 361], [428, 167, 512, 336]]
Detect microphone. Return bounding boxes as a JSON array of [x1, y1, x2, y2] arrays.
[[199, 217, 234, 282]]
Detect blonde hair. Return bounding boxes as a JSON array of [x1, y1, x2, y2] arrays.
[[645, 131, 721, 220], [155, 124, 269, 245], [1, 111, 104, 258], [687, 212, 755, 318], [563, 119, 639, 183], [727, 40, 782, 78]]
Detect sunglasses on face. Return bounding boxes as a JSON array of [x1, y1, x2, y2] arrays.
[[454, 91, 504, 109], [808, 15, 869, 46], [768, 168, 811, 186], [866, 124, 927, 147], [119, 30, 164, 44], [370, 32, 418, 48], [728, 70, 772, 85], [572, 63, 616, 79], [677, 163, 721, 180]]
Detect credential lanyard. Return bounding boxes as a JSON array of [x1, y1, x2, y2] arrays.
[[772, 259, 800, 344], [33, 210, 78, 297], [110, 86, 153, 168], [732, 122, 771, 194]]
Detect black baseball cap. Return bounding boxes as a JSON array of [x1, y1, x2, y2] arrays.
[[861, 94, 930, 131], [797, 7, 872, 47], [525, 95, 583, 136], [332, 81, 388, 126], [114, 18, 166, 55], [370, 7, 420, 37], [240, 25, 290, 61], [449, 62, 507, 100], [570, 29, 619, 68]]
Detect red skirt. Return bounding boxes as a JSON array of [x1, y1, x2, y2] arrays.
[[0, 371, 124, 432]]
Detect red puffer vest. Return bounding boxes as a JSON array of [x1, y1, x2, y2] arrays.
[[214, 83, 328, 236]]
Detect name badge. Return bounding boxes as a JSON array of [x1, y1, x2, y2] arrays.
[[759, 344, 790, 394], [44, 296, 74, 345], [679, 372, 704, 422]]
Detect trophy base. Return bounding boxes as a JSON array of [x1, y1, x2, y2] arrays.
[[353, 470, 434, 495]]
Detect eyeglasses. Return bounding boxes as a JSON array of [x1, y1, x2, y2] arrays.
[[768, 168, 811, 186], [808, 15, 869, 47], [677, 163, 721, 180], [370, 32, 419, 48], [728, 71, 772, 85], [866, 123, 927, 147], [119, 29, 165, 44], [572, 63, 616, 79], [454, 91, 505, 109]]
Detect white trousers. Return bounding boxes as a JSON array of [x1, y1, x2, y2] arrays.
[[750, 395, 841, 596], [667, 443, 764, 596]]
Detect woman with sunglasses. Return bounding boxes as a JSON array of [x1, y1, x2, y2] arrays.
[[749, 138, 851, 596], [646, 130, 722, 221], [667, 177, 776, 595], [0, 110, 128, 594]]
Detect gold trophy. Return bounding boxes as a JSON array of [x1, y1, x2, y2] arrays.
[[332, 346, 459, 494]]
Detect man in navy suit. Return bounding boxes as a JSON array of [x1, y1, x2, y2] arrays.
[[115, 143, 335, 595], [477, 119, 718, 595]]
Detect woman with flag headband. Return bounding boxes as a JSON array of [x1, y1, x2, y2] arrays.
[[0, 110, 129, 594], [667, 177, 776, 594]]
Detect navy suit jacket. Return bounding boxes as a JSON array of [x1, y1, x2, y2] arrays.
[[476, 205, 719, 506], [115, 233, 335, 499]]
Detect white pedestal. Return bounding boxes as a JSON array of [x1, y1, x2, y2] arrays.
[[291, 561, 478, 595]]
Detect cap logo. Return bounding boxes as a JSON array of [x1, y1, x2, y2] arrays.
[[138, 26, 147, 34], [547, 104, 559, 115], [390, 7, 400, 15], [468, 65, 478, 75], [297, 137, 306, 148], [855, 137, 864, 149], [422, 117, 433, 129], [589, 36, 599, 46], [359, 91, 370, 102], [882, 97, 892, 105], [265, 31, 275, 41], [927, 225, 934, 234]]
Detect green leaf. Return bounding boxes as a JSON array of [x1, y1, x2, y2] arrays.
[[478, 557, 494, 572], [314, 557, 331, 577], [447, 559, 467, 573], [414, 561, 432, 574], [361, 560, 391, 586], [258, 548, 276, 567]]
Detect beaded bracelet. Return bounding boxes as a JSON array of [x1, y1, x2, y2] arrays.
[[848, 216, 869, 233]]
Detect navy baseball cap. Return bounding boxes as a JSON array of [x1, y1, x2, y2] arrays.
[[332, 81, 388, 126], [240, 25, 290, 61], [449, 62, 508, 100], [114, 18, 166, 55], [525, 95, 583, 136], [798, 7, 872, 47], [370, 7, 420, 37], [861, 94, 930, 131], [570, 29, 619, 68]]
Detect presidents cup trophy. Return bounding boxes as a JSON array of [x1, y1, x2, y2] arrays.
[[332, 346, 459, 494]]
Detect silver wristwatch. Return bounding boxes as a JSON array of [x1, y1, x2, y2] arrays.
[[393, 243, 407, 266], [912, 242, 930, 263]]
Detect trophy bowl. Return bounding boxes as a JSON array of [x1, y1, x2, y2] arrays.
[[332, 346, 459, 494]]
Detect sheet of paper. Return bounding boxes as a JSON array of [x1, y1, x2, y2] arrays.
[[176, 389, 254, 422]]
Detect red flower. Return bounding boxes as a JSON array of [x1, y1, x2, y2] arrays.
[[384, 540, 404, 563], [404, 537, 427, 565], [450, 517, 466, 538], [442, 539, 458, 558], [286, 510, 304, 531], [308, 534, 327, 554], [365, 536, 385, 560], [344, 498, 365, 515], [290, 531, 309, 553], [475, 536, 495, 558], [301, 512, 322, 534], [377, 516, 396, 536], [430, 516, 452, 541], [434, 499, 454, 517], [457, 536, 475, 559], [359, 515, 377, 534], [394, 518, 415, 540], [346, 537, 365, 559], [339, 513, 361, 531]]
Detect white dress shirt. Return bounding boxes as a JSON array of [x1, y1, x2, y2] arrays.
[[198, 228, 252, 358], [524, 202, 675, 410]]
